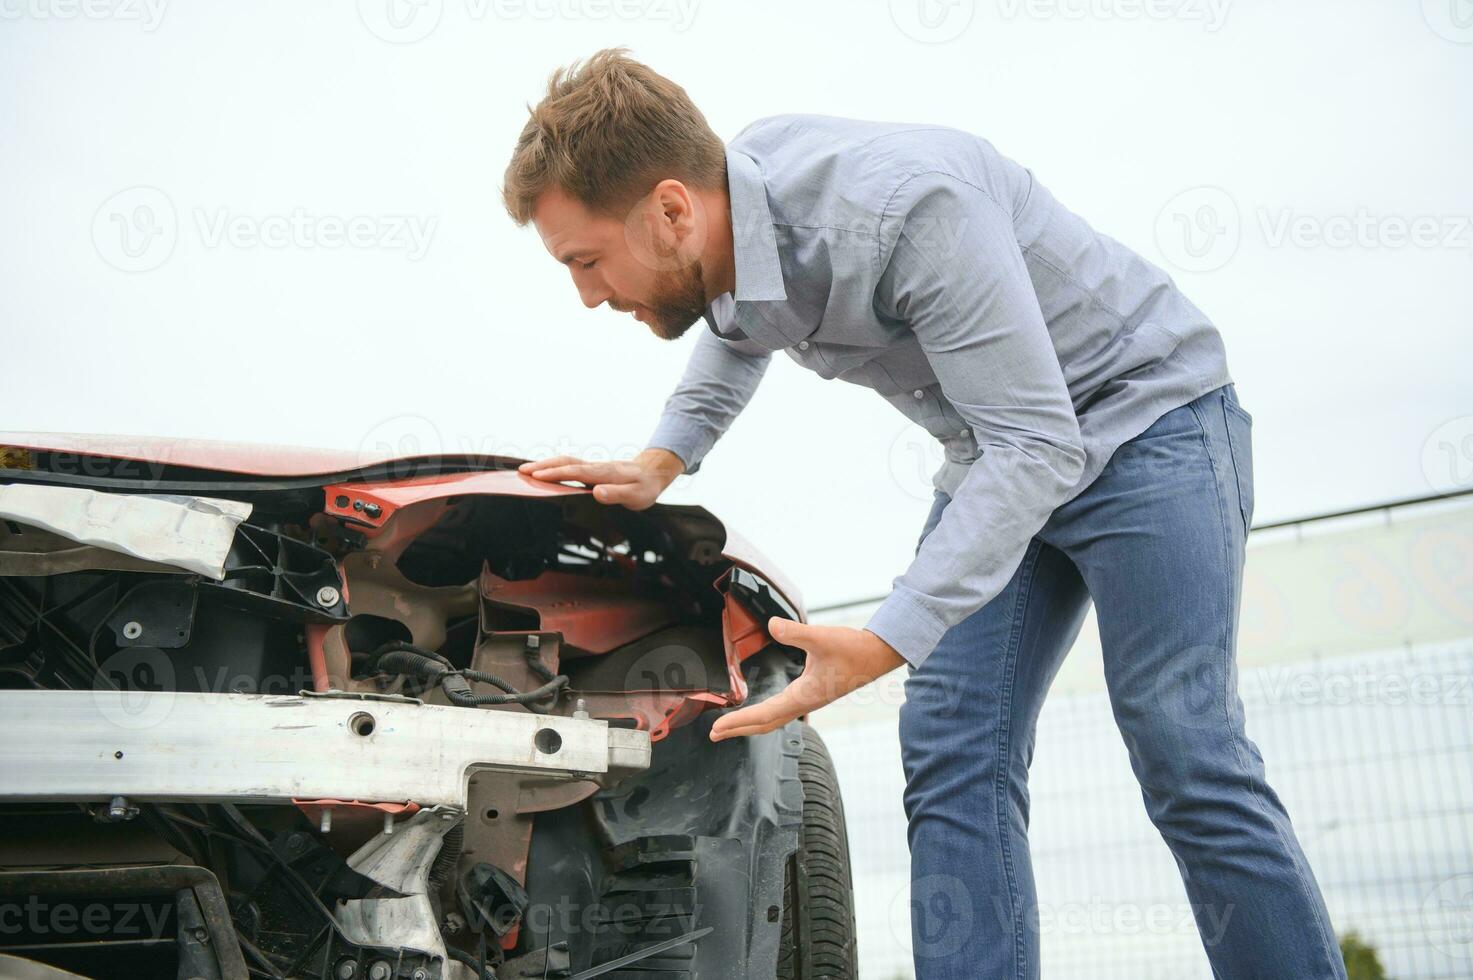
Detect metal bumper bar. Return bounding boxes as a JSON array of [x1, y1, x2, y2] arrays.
[[0, 690, 651, 807]]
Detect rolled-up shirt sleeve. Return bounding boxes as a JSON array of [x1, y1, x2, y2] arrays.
[[646, 325, 772, 474], [863, 175, 1086, 668]]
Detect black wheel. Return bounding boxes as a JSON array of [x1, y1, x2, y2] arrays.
[[777, 723, 859, 978]]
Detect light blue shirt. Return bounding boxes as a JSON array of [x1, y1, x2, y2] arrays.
[[648, 115, 1231, 667]]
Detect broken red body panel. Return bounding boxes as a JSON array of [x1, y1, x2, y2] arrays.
[[0, 432, 804, 755]]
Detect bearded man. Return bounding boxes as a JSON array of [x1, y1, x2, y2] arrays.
[[503, 49, 1345, 980]]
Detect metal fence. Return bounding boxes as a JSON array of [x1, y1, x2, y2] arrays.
[[813, 493, 1473, 978]]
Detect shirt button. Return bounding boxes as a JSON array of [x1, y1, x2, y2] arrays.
[[958, 428, 970, 438], [798, 341, 809, 350], [913, 389, 924, 399]]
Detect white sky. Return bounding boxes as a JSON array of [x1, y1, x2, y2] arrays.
[[3, 0, 1471, 610]]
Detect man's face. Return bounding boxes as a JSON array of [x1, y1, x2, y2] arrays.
[[533, 185, 708, 341]]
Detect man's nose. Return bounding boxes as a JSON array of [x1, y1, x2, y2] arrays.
[[576, 276, 611, 309]]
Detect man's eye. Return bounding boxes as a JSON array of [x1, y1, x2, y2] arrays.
[[580, 260, 597, 270]]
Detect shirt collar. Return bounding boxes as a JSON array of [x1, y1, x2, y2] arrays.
[[724, 147, 787, 303]]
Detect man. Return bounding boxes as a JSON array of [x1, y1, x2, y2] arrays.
[[503, 49, 1345, 980]]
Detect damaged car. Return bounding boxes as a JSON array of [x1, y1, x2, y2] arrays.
[[0, 434, 858, 980]]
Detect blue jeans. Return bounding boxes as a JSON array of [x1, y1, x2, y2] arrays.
[[899, 385, 1345, 980]]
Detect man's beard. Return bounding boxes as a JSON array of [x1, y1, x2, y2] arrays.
[[643, 255, 708, 341]]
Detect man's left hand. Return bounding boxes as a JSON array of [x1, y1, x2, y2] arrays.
[[709, 618, 907, 741]]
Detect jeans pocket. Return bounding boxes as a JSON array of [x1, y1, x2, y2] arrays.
[[1221, 390, 1255, 533]]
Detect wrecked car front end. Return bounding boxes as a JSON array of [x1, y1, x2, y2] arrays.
[[0, 435, 849, 980]]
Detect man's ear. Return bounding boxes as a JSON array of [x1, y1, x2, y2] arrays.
[[623, 180, 705, 271], [651, 179, 697, 235]]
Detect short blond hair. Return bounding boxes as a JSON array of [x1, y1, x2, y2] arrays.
[[502, 49, 726, 226]]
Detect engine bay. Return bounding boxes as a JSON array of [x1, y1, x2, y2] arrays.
[[0, 448, 807, 979]]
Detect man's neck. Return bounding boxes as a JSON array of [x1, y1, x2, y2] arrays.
[[695, 186, 737, 303]]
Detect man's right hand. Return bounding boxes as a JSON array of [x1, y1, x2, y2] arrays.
[[517, 448, 685, 511]]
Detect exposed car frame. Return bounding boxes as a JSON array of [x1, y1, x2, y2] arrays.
[[0, 433, 858, 980]]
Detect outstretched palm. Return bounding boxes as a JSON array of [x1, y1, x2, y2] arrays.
[[709, 617, 906, 740]]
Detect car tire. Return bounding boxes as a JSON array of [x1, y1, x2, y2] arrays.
[[777, 723, 859, 979]]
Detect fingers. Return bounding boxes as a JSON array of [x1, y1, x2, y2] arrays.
[[709, 668, 829, 741], [518, 455, 579, 472], [524, 461, 629, 485], [591, 482, 653, 510], [709, 685, 807, 741], [767, 616, 812, 649]]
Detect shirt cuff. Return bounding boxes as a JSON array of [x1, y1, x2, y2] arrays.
[[864, 587, 951, 670], [646, 414, 718, 476]]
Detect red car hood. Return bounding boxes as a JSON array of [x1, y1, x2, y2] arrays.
[[1, 430, 441, 477], [0, 430, 804, 617]]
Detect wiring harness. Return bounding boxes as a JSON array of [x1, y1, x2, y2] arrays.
[[370, 637, 568, 714]]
